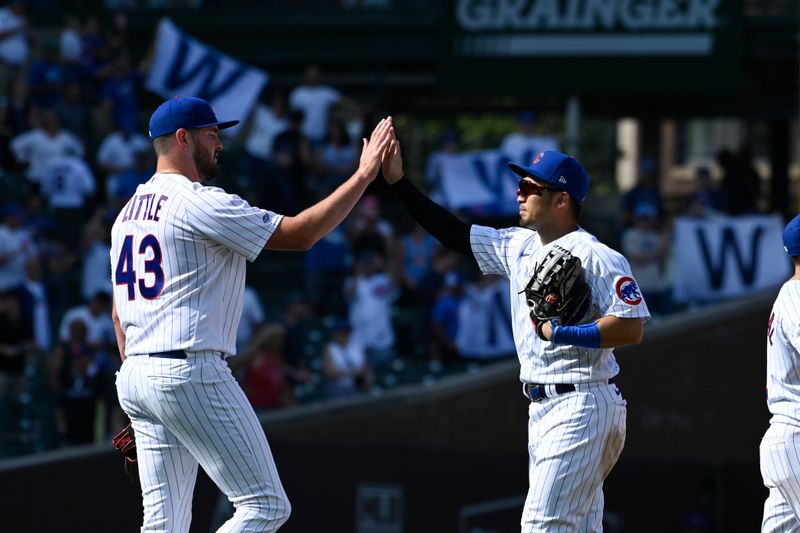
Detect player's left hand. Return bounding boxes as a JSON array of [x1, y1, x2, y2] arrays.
[[525, 245, 592, 340], [358, 117, 394, 181]]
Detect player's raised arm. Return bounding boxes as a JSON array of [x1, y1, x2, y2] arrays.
[[381, 138, 473, 257], [266, 117, 393, 251]]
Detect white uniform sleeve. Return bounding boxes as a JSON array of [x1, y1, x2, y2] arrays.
[[470, 224, 528, 277], [58, 308, 77, 342], [96, 137, 113, 166], [10, 131, 33, 163], [184, 186, 283, 262], [581, 243, 651, 320], [68, 133, 84, 159], [79, 160, 96, 196]]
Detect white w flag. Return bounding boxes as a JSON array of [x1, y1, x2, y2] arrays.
[[145, 18, 268, 127]]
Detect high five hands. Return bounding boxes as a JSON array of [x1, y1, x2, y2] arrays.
[[382, 124, 404, 185], [359, 117, 394, 181]]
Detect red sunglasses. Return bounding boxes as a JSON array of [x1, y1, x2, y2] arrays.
[[517, 179, 559, 197]]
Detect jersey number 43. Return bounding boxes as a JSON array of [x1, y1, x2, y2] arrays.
[[115, 234, 165, 300]]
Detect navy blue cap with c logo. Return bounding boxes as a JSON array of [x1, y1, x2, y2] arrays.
[[783, 214, 800, 257], [148, 96, 239, 141], [507, 150, 590, 204]]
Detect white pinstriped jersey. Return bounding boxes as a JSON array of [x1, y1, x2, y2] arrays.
[[766, 280, 800, 424], [110, 172, 283, 357], [471, 225, 650, 384]]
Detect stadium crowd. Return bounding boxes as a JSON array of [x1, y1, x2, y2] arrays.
[[0, 7, 519, 456], [0, 5, 769, 457]]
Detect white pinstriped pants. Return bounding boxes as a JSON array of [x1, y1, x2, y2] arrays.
[[522, 382, 626, 533], [116, 352, 291, 533], [761, 422, 800, 533]]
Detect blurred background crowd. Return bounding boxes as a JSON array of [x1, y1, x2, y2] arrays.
[[0, 0, 789, 462]]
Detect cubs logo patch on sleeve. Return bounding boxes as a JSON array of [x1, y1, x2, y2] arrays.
[[615, 276, 642, 305]]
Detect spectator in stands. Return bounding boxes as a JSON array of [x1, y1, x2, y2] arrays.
[[454, 275, 515, 360], [0, 203, 37, 292], [108, 144, 151, 208], [79, 14, 111, 84], [56, 81, 91, 140], [59, 14, 82, 63], [16, 256, 51, 352], [0, 289, 33, 444], [621, 157, 664, 228], [31, 218, 75, 311], [621, 204, 672, 316], [232, 324, 294, 411], [272, 109, 311, 211], [312, 120, 358, 192], [0, 76, 30, 170], [416, 247, 462, 312], [500, 111, 560, 162], [429, 270, 463, 367], [347, 194, 396, 263], [80, 208, 114, 304], [424, 130, 461, 203], [107, 10, 130, 57], [50, 317, 99, 445], [39, 153, 96, 230], [21, 189, 52, 238], [0, 0, 30, 90], [10, 108, 84, 184], [289, 63, 358, 145], [686, 166, 725, 218], [345, 251, 397, 368], [27, 40, 67, 109], [718, 146, 761, 215], [240, 91, 288, 192], [0, 288, 33, 392], [322, 320, 371, 398], [304, 226, 349, 315], [99, 52, 143, 138], [398, 221, 438, 305], [237, 286, 266, 355], [280, 292, 313, 388], [96, 117, 149, 199], [58, 291, 115, 354]]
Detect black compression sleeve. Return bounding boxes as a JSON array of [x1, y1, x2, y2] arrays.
[[390, 177, 472, 257]]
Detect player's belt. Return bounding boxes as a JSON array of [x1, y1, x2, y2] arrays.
[[149, 350, 188, 359], [146, 350, 225, 360], [524, 378, 616, 402]]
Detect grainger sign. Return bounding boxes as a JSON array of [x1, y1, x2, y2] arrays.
[[455, 0, 721, 56], [444, 0, 742, 94]]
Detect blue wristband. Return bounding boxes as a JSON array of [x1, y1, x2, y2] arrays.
[[550, 322, 601, 348]]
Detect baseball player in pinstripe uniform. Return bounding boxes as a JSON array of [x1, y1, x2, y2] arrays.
[[760, 214, 800, 532], [110, 96, 393, 532], [382, 140, 649, 531]]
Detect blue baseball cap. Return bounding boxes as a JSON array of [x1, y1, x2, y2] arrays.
[[148, 96, 239, 141], [783, 214, 800, 256], [507, 151, 590, 204]]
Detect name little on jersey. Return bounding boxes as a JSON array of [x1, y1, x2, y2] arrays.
[[456, 0, 719, 31], [121, 193, 170, 223]]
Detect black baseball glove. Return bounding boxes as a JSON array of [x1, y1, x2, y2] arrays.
[[112, 422, 138, 482], [524, 245, 592, 341]]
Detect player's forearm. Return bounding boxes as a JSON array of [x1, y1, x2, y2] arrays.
[[390, 177, 472, 257], [269, 171, 371, 250], [595, 315, 644, 348]]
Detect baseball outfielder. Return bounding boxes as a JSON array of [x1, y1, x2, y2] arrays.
[[760, 214, 800, 532], [382, 140, 649, 531], [110, 96, 393, 532]]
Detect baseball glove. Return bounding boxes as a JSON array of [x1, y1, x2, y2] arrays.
[[112, 422, 138, 482], [524, 245, 592, 341]]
